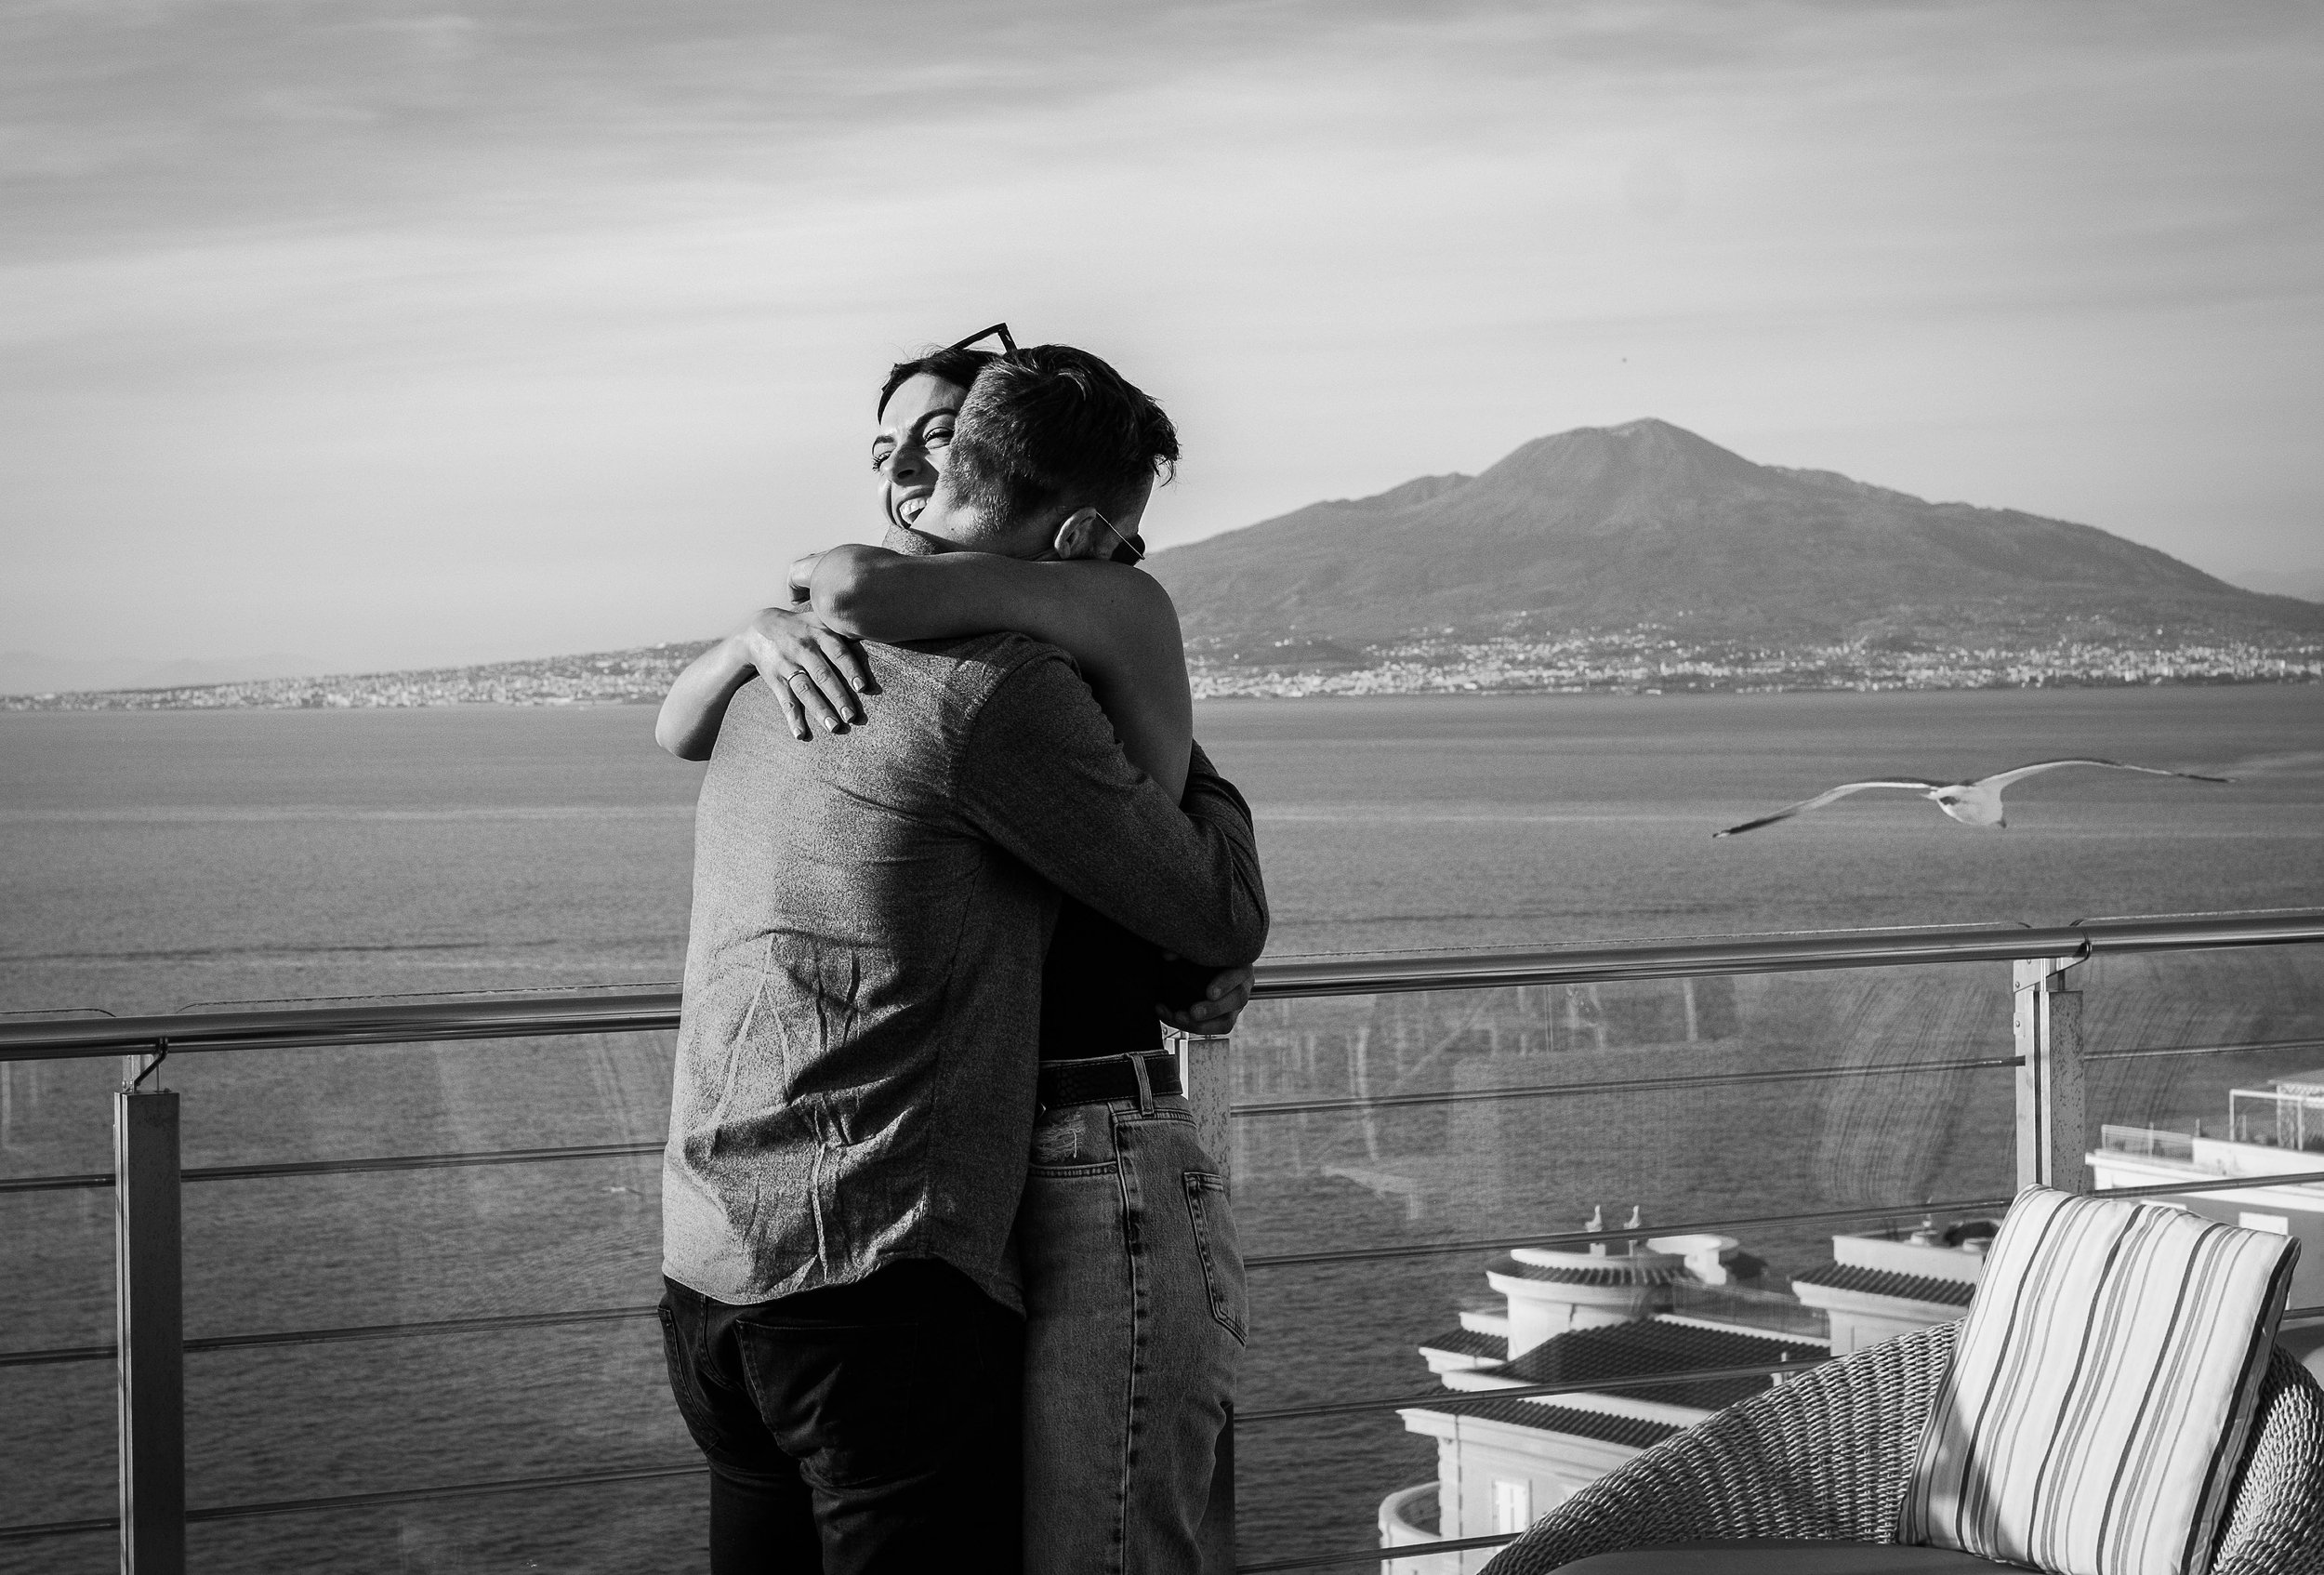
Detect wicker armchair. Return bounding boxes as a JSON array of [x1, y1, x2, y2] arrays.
[[1480, 1321, 2324, 1575]]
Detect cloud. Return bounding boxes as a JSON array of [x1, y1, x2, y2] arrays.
[[2, 0, 2319, 666]]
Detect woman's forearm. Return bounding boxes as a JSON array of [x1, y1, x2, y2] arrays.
[[807, 546, 1051, 643], [810, 544, 1193, 797], [655, 637, 752, 761]]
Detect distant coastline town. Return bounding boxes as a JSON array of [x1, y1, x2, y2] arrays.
[[4, 627, 2317, 711]]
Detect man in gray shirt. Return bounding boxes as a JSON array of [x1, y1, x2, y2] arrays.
[[659, 345, 1265, 1572]]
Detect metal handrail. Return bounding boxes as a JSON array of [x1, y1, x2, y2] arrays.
[[4, 909, 2318, 1062], [0, 989, 682, 1063]]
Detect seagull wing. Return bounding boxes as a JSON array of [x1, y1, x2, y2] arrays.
[[1974, 758, 2236, 791], [1711, 779, 1946, 839]]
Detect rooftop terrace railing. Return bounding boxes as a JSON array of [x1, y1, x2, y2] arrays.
[[3, 907, 2322, 1573]]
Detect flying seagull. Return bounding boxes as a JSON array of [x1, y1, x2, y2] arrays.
[[1712, 758, 2232, 839]]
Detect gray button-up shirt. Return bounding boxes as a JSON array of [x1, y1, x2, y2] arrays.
[[662, 631, 1268, 1313]]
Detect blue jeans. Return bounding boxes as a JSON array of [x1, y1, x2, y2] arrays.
[[1021, 1092, 1247, 1574]]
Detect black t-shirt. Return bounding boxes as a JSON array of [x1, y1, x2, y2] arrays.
[[1037, 898, 1213, 1060]]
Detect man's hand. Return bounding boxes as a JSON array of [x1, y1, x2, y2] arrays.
[[1155, 962, 1253, 1037], [735, 606, 874, 740]]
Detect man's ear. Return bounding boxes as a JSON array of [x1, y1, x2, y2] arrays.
[[1051, 508, 1109, 562]]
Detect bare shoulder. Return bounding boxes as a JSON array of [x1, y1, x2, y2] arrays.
[[1056, 561, 1182, 637]]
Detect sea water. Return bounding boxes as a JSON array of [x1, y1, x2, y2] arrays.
[[2, 687, 2320, 1569]]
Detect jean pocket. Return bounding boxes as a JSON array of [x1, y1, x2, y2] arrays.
[[656, 1301, 729, 1453], [1182, 1170, 1248, 1346]]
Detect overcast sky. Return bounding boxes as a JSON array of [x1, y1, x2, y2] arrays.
[[5, 0, 2319, 673]]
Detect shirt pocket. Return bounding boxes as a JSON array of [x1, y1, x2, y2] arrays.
[[1182, 1170, 1248, 1346]]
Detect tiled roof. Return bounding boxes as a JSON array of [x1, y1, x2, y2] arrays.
[[1418, 1327, 1508, 1360], [1486, 1253, 1691, 1287], [1419, 1396, 1684, 1450], [1792, 1262, 1976, 1307], [1496, 1320, 1825, 1410]]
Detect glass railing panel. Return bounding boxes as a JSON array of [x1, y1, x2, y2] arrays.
[[0, 1055, 115, 1356], [159, 1032, 671, 1317], [9, 927, 2320, 1570], [2078, 939, 2324, 1088], [0, 1049, 118, 1183], [1, 1052, 119, 1567], [160, 1026, 677, 1170], [156, 1030, 685, 1569], [184, 1474, 700, 1575], [2081, 941, 2324, 1317], [182, 1337, 696, 1573], [1230, 964, 2015, 1255], [1227, 963, 2017, 1566], [0, 1361, 112, 1571], [0, 1185, 112, 1354]]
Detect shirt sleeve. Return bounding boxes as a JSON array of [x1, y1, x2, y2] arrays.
[[956, 648, 1269, 968]]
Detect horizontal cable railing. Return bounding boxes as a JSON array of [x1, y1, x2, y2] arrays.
[[1243, 1169, 2324, 1271], [176, 1139, 662, 1184], [0, 1462, 710, 1545], [1245, 1531, 1520, 1572], [1, 1141, 661, 1196], [1230, 1053, 2021, 1119], [1241, 1356, 1827, 1427], [0, 1304, 661, 1370], [11, 1171, 2322, 1375], [2085, 1035, 2324, 1064]]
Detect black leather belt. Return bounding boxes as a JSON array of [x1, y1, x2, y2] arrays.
[[1037, 1052, 1182, 1110]]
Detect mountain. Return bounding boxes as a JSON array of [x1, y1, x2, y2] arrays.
[[1147, 419, 2324, 657]]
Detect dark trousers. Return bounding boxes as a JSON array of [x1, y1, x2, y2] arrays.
[[658, 1262, 1024, 1574]]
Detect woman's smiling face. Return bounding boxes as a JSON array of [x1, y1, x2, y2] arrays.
[[872, 373, 966, 533]]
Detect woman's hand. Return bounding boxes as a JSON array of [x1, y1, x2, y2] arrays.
[[736, 605, 875, 740], [1155, 962, 1254, 1036]]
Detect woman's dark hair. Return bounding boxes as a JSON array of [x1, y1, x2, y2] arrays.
[[877, 346, 998, 416], [943, 345, 1179, 525]]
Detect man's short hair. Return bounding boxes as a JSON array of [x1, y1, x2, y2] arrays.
[[944, 345, 1179, 525]]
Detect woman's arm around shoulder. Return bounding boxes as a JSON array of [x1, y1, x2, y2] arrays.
[[806, 546, 1192, 799]]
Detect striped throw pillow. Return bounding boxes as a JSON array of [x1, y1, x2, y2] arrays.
[[1900, 1186, 2298, 1575]]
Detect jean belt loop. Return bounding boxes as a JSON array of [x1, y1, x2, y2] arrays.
[[1129, 1052, 1155, 1115]]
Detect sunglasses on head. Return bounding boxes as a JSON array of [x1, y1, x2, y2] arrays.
[[948, 323, 1020, 359]]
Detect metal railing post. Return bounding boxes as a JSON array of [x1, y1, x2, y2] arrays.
[[1175, 1030, 1236, 1575], [115, 1047, 185, 1575], [2014, 957, 2089, 1195], [1177, 1031, 1235, 1187]]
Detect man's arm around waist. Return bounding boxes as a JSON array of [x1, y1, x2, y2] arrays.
[[957, 650, 1267, 969]]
